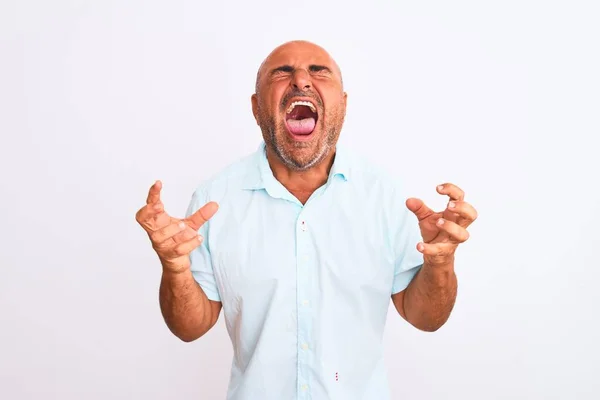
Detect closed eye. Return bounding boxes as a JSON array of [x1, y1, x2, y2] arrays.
[[270, 65, 332, 76], [309, 65, 331, 74], [270, 65, 294, 76]]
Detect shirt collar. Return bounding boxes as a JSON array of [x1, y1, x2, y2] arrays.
[[243, 141, 350, 191]]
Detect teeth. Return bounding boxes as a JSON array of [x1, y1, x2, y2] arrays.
[[286, 100, 316, 114]]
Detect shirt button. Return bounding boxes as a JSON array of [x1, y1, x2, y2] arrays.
[[300, 221, 307, 231], [301, 384, 308, 391], [301, 343, 309, 350], [302, 300, 309, 306], [302, 254, 309, 261]]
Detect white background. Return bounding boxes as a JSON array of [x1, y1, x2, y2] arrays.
[[1, 1, 599, 399]]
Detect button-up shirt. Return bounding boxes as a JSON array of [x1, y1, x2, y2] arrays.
[[186, 141, 423, 399]]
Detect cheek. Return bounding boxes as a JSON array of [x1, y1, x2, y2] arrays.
[[258, 99, 276, 119], [318, 87, 343, 109], [270, 86, 287, 106], [264, 99, 281, 118], [323, 99, 345, 120]]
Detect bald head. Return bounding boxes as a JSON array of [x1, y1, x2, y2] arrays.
[[255, 40, 343, 94]]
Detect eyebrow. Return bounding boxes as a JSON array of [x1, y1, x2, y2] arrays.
[[269, 64, 333, 76]]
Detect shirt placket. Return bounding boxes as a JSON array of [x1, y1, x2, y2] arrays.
[[296, 214, 313, 400]]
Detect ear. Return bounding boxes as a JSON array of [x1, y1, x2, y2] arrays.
[[343, 92, 348, 116], [251, 94, 260, 125]]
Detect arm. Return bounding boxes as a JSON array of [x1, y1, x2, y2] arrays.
[[392, 183, 476, 331], [159, 269, 222, 342], [392, 258, 457, 332], [136, 180, 222, 342]]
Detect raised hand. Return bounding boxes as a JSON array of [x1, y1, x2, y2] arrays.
[[135, 180, 219, 273], [405, 183, 477, 266]]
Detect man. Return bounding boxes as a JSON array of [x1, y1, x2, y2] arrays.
[[135, 40, 477, 399]]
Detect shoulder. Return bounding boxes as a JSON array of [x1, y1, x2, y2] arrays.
[[344, 146, 410, 197], [340, 146, 417, 237], [188, 149, 258, 203]]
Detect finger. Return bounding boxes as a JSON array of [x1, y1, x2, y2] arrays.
[[155, 226, 200, 253], [166, 234, 204, 259], [150, 220, 187, 245], [446, 201, 478, 226], [436, 218, 470, 242], [185, 201, 219, 230], [146, 180, 162, 204], [135, 202, 166, 229], [416, 241, 456, 257], [405, 198, 435, 221], [437, 183, 464, 201]]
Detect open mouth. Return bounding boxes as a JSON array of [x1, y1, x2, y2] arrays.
[[284, 100, 319, 138]]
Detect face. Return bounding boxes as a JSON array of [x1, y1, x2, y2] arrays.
[[252, 41, 347, 171]]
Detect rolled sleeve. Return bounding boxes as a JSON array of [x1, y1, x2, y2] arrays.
[[391, 190, 424, 294], [185, 189, 221, 302]]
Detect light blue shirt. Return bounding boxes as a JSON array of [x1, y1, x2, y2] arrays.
[[186, 141, 423, 399]]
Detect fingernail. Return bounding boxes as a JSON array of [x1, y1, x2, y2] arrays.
[[178, 221, 186, 229], [437, 218, 445, 226], [448, 201, 455, 209], [438, 185, 444, 191], [198, 235, 203, 242]]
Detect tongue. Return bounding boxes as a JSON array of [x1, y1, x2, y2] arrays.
[[287, 118, 316, 135]]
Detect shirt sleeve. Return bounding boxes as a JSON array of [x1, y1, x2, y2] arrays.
[[185, 189, 221, 302], [391, 188, 424, 295]]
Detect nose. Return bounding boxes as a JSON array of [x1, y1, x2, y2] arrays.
[[291, 69, 311, 91]]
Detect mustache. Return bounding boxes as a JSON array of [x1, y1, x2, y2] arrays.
[[280, 89, 323, 111]]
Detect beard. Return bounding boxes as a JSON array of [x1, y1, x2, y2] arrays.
[[257, 100, 345, 171]]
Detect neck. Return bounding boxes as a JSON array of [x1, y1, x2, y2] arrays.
[[265, 146, 336, 200]]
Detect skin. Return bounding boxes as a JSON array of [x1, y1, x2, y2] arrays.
[[135, 180, 222, 342], [251, 41, 347, 204], [395, 183, 478, 331], [135, 40, 478, 342]]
